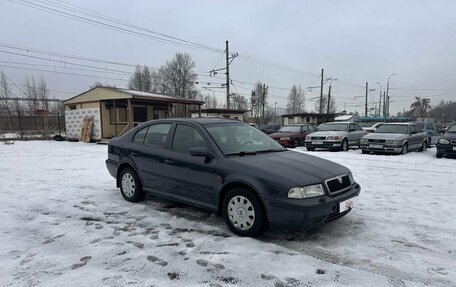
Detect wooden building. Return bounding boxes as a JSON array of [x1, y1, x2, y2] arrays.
[[63, 86, 203, 141]]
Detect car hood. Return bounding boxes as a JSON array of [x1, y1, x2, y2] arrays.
[[363, 133, 405, 140], [230, 151, 350, 185], [309, 131, 347, 137], [441, 133, 456, 140], [269, 132, 298, 138]]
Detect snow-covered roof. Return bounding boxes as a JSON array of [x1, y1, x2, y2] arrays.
[[335, 114, 356, 121]]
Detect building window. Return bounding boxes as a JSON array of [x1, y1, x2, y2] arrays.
[[68, 105, 76, 110], [110, 107, 128, 124], [289, 117, 294, 124]]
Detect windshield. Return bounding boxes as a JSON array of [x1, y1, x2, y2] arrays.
[[278, 125, 301, 132], [447, 124, 456, 133], [375, 124, 409, 134], [204, 122, 286, 155], [317, 123, 348, 132]]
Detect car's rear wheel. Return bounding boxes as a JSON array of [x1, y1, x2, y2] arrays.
[[223, 188, 265, 237], [341, 139, 349, 151], [120, 168, 145, 202], [401, 143, 408, 155], [293, 138, 300, 148]]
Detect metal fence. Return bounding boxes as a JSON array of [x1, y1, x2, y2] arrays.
[[0, 113, 65, 138]]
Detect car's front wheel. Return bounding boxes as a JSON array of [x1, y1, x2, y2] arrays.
[[293, 138, 300, 148], [223, 188, 265, 237], [341, 138, 349, 151], [119, 168, 145, 202], [419, 141, 427, 152], [306, 146, 315, 151], [436, 152, 444, 158], [401, 143, 408, 155]]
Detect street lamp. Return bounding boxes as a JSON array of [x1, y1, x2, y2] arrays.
[[376, 82, 382, 117], [274, 102, 277, 125], [386, 73, 397, 118]]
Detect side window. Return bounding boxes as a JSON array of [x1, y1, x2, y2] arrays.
[[172, 125, 208, 154], [349, 124, 356, 131], [354, 124, 362, 131], [133, 127, 148, 144], [409, 125, 416, 134], [144, 123, 172, 148], [301, 125, 309, 132]]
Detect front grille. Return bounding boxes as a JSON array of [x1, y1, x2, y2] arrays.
[[368, 139, 387, 143], [325, 175, 351, 195], [311, 136, 326, 140], [451, 140, 456, 145]]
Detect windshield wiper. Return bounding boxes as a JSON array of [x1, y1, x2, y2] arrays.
[[255, 149, 286, 154], [225, 151, 257, 157]]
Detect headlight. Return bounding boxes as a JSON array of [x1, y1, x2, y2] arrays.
[[288, 184, 325, 199], [360, 138, 368, 144], [348, 171, 355, 184], [326, 135, 341, 141], [386, 140, 400, 145], [280, 137, 290, 140], [305, 135, 311, 141], [438, 138, 450, 145]]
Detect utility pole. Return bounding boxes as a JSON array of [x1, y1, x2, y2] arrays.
[[377, 82, 382, 117], [261, 83, 267, 125], [225, 40, 230, 109], [326, 84, 332, 121], [383, 91, 386, 121], [365, 82, 368, 117], [274, 102, 277, 125], [319, 69, 324, 114], [209, 41, 237, 109], [386, 73, 396, 119]]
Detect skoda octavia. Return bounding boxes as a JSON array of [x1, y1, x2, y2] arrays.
[[105, 118, 361, 236]]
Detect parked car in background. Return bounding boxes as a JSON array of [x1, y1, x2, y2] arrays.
[[359, 123, 428, 154], [415, 121, 440, 146], [260, 124, 282, 135], [304, 122, 367, 151], [105, 118, 361, 237], [363, 122, 383, 133], [269, 124, 316, 147], [436, 122, 456, 158]]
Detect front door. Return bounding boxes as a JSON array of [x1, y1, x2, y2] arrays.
[[164, 124, 217, 207]]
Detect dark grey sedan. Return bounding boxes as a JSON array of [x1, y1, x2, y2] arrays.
[[106, 118, 361, 236]]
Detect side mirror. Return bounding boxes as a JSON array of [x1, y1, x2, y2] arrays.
[[190, 147, 212, 158]]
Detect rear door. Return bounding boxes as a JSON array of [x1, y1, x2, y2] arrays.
[[408, 125, 420, 149], [129, 123, 172, 192], [164, 123, 218, 207], [348, 123, 365, 145]]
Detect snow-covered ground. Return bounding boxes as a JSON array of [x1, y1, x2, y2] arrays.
[[1, 141, 455, 287]]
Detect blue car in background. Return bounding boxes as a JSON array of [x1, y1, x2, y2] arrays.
[[416, 121, 440, 147]]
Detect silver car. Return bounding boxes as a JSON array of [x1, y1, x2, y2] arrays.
[[304, 122, 367, 151], [359, 123, 428, 154]]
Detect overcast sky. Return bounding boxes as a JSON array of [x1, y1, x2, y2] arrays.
[[1, 0, 456, 114]]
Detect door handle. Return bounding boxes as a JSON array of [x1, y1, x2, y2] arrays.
[[164, 159, 174, 165], [131, 151, 139, 157]]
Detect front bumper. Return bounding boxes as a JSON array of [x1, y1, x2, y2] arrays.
[[265, 183, 361, 229], [304, 141, 342, 149], [436, 144, 456, 155], [360, 144, 402, 153]]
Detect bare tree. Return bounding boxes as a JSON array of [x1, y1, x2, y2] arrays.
[[89, 81, 117, 89], [24, 76, 39, 115], [203, 94, 218, 109], [314, 94, 337, 114], [0, 72, 15, 131], [231, 94, 248, 110], [162, 53, 198, 98], [128, 65, 152, 92], [37, 76, 49, 111], [150, 67, 170, 95], [286, 84, 305, 114], [250, 82, 268, 123]]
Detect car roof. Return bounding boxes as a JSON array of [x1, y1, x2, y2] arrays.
[[381, 122, 415, 125], [151, 117, 243, 125], [321, 122, 351, 124]]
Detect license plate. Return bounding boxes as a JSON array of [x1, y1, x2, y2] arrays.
[[339, 197, 357, 213], [369, 144, 383, 149], [312, 141, 323, 145]]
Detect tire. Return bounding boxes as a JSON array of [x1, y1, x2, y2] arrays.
[[341, 139, 349, 151], [223, 188, 265, 237], [361, 150, 369, 154], [427, 137, 432, 148], [306, 147, 315, 151], [436, 153, 444, 158], [401, 143, 408, 155], [119, 168, 145, 202], [293, 138, 300, 148], [419, 141, 427, 152]]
